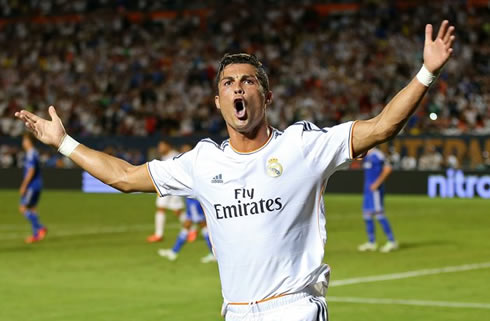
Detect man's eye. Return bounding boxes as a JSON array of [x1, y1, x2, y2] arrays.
[[224, 81, 232, 86], [244, 79, 254, 84]]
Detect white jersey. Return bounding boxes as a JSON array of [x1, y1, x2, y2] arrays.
[[156, 150, 185, 209], [147, 121, 355, 303]]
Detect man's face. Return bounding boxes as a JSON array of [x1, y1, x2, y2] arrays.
[[158, 142, 170, 155], [22, 136, 30, 151], [215, 64, 271, 134]]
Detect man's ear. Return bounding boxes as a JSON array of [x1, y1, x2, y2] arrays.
[[215, 95, 221, 110], [265, 91, 273, 105]]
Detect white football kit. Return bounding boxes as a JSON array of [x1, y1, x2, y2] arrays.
[[147, 121, 355, 320], [155, 150, 185, 210]]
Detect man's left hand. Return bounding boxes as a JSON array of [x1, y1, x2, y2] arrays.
[[423, 20, 455, 73]]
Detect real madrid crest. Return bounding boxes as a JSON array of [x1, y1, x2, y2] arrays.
[[266, 157, 283, 177]]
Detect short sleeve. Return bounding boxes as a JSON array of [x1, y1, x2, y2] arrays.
[[25, 153, 36, 169], [379, 152, 390, 167], [377, 152, 385, 165], [299, 121, 355, 177], [147, 149, 195, 198]]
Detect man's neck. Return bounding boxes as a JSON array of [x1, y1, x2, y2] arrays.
[[228, 124, 271, 153]]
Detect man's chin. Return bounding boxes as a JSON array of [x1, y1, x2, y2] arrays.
[[227, 116, 266, 135], [227, 122, 251, 134], [232, 122, 266, 137], [235, 126, 252, 134]]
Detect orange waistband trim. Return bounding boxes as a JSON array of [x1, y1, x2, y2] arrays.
[[228, 293, 289, 306]]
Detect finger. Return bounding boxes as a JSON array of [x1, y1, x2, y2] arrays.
[[445, 36, 456, 49], [436, 20, 449, 40], [14, 111, 26, 121], [25, 121, 35, 132], [25, 122, 40, 137], [19, 110, 43, 123], [447, 35, 455, 49], [14, 111, 30, 121], [48, 105, 60, 121], [443, 26, 455, 44], [22, 112, 39, 124], [425, 24, 433, 45]]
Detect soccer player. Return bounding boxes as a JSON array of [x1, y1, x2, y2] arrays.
[[19, 132, 47, 243], [358, 148, 397, 253], [15, 21, 454, 320], [158, 198, 216, 263], [147, 140, 185, 243]]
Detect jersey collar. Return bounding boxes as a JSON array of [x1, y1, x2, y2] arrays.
[[229, 127, 274, 155]]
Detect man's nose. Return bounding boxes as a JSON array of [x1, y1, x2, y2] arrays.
[[234, 85, 244, 95]]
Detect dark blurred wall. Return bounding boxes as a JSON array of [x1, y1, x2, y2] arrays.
[[2, 169, 489, 199]]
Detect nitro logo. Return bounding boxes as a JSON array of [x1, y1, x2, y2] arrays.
[[428, 169, 490, 198], [214, 188, 283, 220]]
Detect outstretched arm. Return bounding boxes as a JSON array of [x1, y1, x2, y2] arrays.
[[352, 21, 455, 157], [15, 106, 155, 193]]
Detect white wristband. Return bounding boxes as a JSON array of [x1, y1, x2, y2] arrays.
[[416, 64, 437, 87], [58, 135, 80, 157]]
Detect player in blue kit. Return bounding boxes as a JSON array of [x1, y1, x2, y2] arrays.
[[158, 198, 216, 263], [19, 132, 47, 244], [358, 148, 397, 252]]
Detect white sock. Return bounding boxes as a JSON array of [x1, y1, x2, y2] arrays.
[[155, 211, 165, 237]]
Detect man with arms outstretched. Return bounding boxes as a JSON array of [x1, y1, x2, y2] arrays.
[[16, 21, 454, 321]]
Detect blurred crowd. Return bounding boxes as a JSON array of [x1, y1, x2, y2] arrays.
[[0, 0, 489, 168], [384, 144, 490, 171]]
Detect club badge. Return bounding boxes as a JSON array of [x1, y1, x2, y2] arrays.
[[266, 158, 283, 177]]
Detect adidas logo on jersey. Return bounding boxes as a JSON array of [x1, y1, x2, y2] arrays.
[[211, 174, 223, 184]]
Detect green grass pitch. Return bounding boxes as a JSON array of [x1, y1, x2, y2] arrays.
[[1, 190, 489, 320]]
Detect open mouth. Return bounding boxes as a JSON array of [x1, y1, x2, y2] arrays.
[[234, 98, 247, 119]]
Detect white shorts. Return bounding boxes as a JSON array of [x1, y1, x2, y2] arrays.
[[156, 195, 184, 211], [223, 292, 328, 321]]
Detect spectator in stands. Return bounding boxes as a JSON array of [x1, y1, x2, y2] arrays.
[[400, 155, 417, 170], [445, 151, 460, 169], [0, 1, 487, 138], [418, 144, 443, 170], [0, 1, 488, 170]]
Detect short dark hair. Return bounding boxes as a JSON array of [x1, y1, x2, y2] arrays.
[[215, 53, 269, 94]]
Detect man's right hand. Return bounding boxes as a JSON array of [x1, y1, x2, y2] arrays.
[[15, 105, 155, 194], [19, 184, 26, 196], [15, 106, 67, 149]]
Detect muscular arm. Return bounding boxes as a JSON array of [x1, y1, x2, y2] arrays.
[[70, 145, 155, 193], [352, 79, 428, 157], [352, 21, 455, 157], [15, 107, 156, 194]]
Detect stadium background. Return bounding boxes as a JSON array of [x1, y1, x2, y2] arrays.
[[1, 0, 489, 320]]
